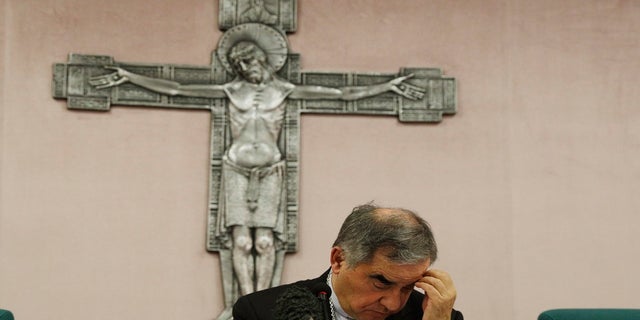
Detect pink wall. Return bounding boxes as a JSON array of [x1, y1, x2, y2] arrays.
[[1, 0, 639, 319]]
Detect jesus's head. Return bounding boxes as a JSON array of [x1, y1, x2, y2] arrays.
[[228, 41, 271, 84]]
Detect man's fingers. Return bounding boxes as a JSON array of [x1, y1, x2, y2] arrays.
[[422, 275, 447, 292], [425, 269, 455, 287], [416, 269, 457, 300], [416, 269, 457, 320], [415, 280, 440, 297]]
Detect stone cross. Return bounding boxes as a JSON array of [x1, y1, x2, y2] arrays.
[[51, 1, 455, 319]]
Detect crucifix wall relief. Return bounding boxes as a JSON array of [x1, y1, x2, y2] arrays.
[[51, 1, 456, 319]]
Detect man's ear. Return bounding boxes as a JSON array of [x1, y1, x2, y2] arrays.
[[330, 247, 346, 274]]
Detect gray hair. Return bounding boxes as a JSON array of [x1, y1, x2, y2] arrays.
[[332, 203, 438, 267]]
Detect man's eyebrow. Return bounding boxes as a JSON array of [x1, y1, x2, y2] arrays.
[[370, 274, 394, 285]]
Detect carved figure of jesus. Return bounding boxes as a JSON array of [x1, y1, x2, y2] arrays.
[[90, 41, 422, 297]]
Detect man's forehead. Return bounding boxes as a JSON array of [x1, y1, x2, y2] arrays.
[[362, 255, 430, 284], [367, 271, 425, 289]]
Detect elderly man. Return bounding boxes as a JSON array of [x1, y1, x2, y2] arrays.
[[232, 203, 463, 320]]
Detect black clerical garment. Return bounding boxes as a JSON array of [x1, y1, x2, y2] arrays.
[[232, 269, 464, 320]]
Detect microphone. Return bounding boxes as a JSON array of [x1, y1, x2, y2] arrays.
[[273, 285, 325, 320], [311, 283, 332, 320]]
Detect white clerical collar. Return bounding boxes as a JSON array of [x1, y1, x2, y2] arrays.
[[327, 272, 355, 320]]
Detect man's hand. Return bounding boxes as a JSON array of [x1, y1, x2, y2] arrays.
[[89, 66, 130, 89], [414, 269, 457, 320], [388, 74, 426, 100]]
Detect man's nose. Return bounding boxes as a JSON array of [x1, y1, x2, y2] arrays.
[[239, 61, 248, 71], [379, 291, 405, 313]]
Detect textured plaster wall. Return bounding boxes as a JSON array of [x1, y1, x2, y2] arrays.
[[1, 1, 639, 320]]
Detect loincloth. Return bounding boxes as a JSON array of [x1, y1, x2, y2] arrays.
[[216, 156, 286, 235]]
